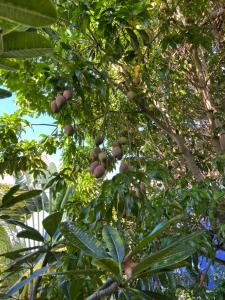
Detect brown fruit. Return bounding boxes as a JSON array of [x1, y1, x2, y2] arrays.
[[55, 95, 66, 108], [51, 100, 59, 113], [124, 256, 137, 279], [63, 89, 73, 100], [90, 147, 101, 161], [94, 135, 104, 146], [64, 124, 74, 136], [98, 151, 107, 161], [112, 146, 123, 160], [90, 161, 99, 174], [112, 140, 120, 147], [127, 91, 137, 100], [118, 136, 128, 145], [93, 165, 105, 178], [119, 162, 130, 173], [133, 78, 140, 85], [140, 182, 145, 193]]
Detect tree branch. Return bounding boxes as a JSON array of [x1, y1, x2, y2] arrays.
[[85, 281, 118, 300]]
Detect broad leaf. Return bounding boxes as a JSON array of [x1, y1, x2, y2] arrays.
[[1, 189, 42, 208], [126, 288, 176, 300], [3, 266, 49, 298], [17, 229, 45, 243], [102, 225, 125, 263], [0, 0, 56, 27], [132, 231, 202, 277], [0, 58, 19, 70], [93, 257, 121, 276], [61, 222, 107, 258], [0, 246, 41, 259], [0, 87, 12, 98], [1, 184, 20, 203], [42, 211, 63, 238], [130, 215, 183, 257], [1, 31, 53, 58]]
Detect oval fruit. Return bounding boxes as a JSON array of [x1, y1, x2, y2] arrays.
[[112, 146, 123, 160], [98, 151, 107, 161], [51, 100, 59, 113], [55, 95, 66, 108], [63, 89, 73, 100], [119, 162, 130, 173], [90, 161, 99, 174], [127, 91, 137, 100], [64, 124, 74, 136], [93, 165, 105, 178], [90, 147, 101, 161], [118, 136, 128, 145], [94, 135, 104, 146]]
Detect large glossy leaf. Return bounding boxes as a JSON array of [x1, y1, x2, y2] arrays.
[[61, 222, 107, 258], [130, 215, 183, 257], [102, 225, 125, 263], [1, 188, 42, 208], [0, 0, 56, 27], [1, 31, 53, 58], [132, 231, 202, 277], [0, 58, 19, 70], [125, 288, 176, 300], [92, 257, 120, 276], [0, 87, 12, 98], [3, 266, 49, 298], [0, 246, 41, 259], [17, 229, 45, 243], [139, 251, 193, 278], [42, 211, 63, 238]]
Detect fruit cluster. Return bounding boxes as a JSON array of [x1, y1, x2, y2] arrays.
[[90, 135, 131, 179], [50, 89, 75, 136]]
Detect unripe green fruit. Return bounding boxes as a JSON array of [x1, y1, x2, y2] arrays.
[[112, 146, 123, 160], [51, 100, 59, 113], [118, 136, 128, 145], [63, 89, 73, 100], [64, 124, 74, 136], [93, 165, 105, 178], [127, 91, 137, 100], [55, 95, 66, 108]]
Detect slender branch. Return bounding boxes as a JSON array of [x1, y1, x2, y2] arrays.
[[85, 282, 118, 300], [31, 123, 57, 127]]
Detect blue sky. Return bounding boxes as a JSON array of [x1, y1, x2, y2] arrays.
[[0, 94, 61, 164]]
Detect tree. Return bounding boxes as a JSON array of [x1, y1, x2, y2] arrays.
[[0, 0, 225, 299]]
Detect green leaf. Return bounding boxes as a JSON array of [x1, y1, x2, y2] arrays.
[[0, 0, 56, 27], [3, 266, 49, 298], [42, 211, 63, 238], [0, 246, 41, 259], [1, 184, 20, 203], [1, 189, 42, 208], [60, 222, 107, 258], [1, 31, 53, 58], [102, 225, 125, 263], [132, 231, 202, 277], [0, 58, 19, 70], [17, 229, 45, 243], [130, 215, 183, 257], [139, 251, 193, 278], [0, 88, 12, 98], [92, 257, 120, 276], [126, 288, 176, 300]]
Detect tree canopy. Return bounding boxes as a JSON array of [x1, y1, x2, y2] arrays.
[[0, 0, 225, 299]]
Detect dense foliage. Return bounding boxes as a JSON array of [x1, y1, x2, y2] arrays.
[[0, 0, 225, 299]]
